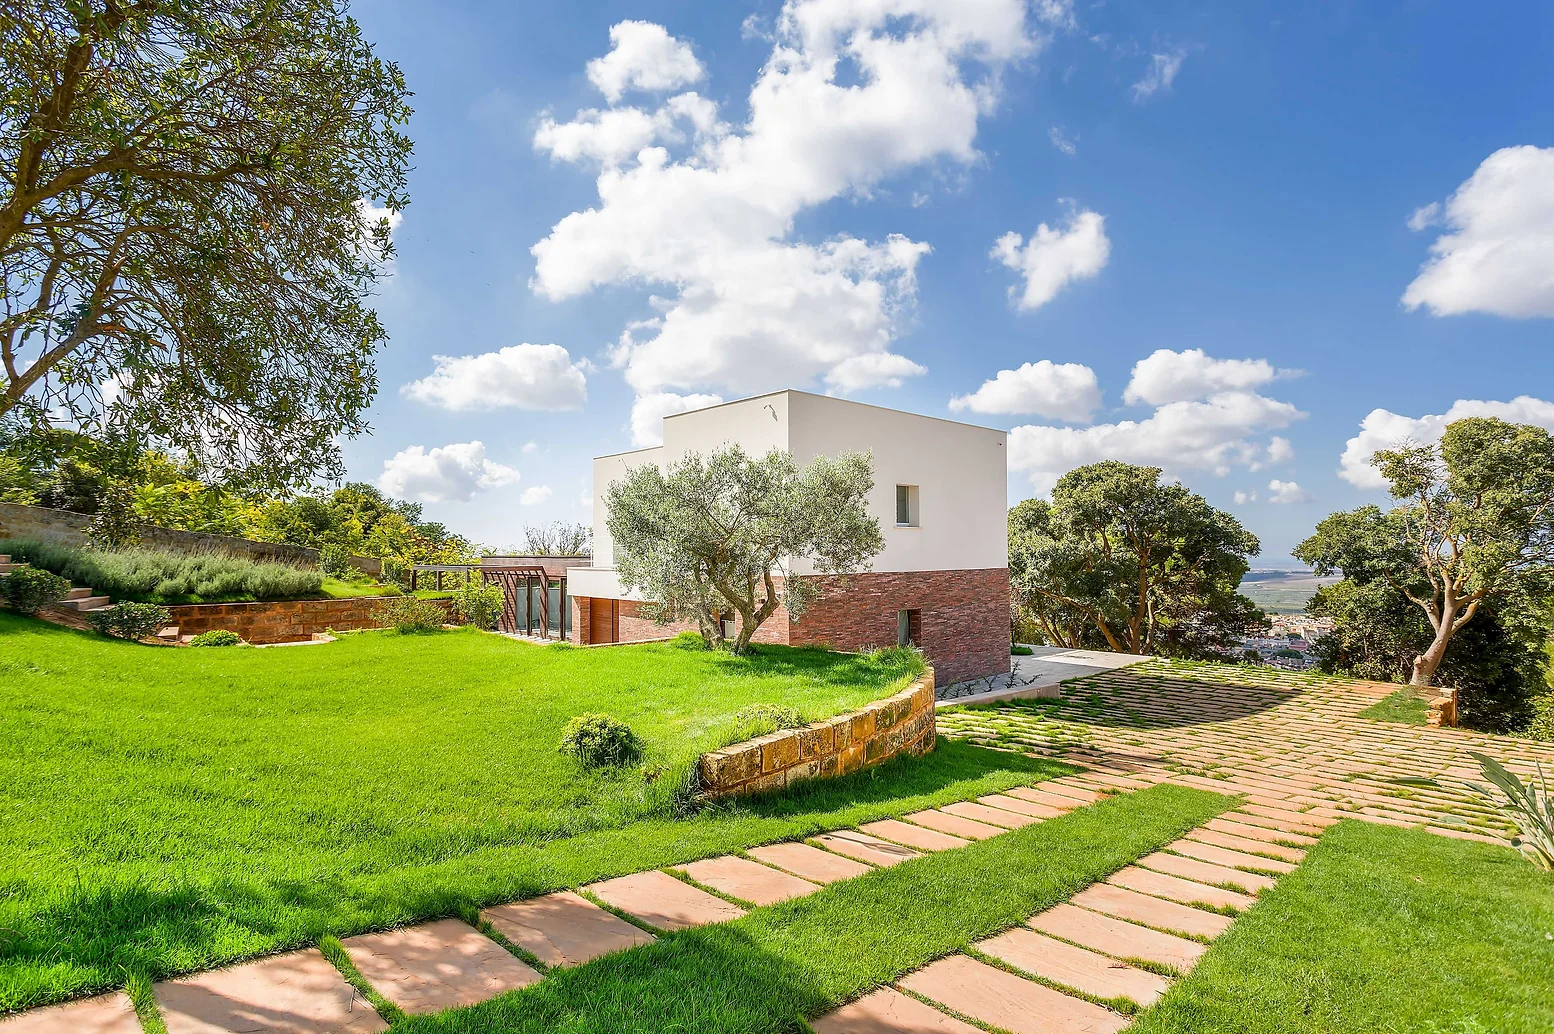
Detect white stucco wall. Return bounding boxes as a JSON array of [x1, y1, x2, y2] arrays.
[[590, 447, 662, 567]]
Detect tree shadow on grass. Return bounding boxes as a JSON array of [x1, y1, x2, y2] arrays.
[[974, 666, 1310, 732]]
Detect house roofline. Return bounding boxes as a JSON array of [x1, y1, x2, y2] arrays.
[[660, 388, 1009, 437]]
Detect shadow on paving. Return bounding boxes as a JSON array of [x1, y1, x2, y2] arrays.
[[995, 667, 1310, 731]]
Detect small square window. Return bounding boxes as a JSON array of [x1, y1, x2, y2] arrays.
[[895, 484, 919, 527]]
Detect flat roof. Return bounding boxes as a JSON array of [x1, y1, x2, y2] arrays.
[[662, 388, 1008, 435], [591, 445, 663, 461]]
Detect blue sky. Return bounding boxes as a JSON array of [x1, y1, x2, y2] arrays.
[[343, 0, 1554, 564]]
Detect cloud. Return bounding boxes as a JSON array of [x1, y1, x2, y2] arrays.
[[520, 485, 554, 506], [1266, 435, 1294, 464], [1123, 348, 1299, 406], [531, 1, 1040, 400], [1048, 125, 1077, 156], [355, 199, 403, 265], [522, 441, 540, 454], [1131, 45, 1193, 101], [991, 207, 1110, 311], [378, 442, 519, 504], [1233, 489, 1257, 505], [534, 93, 720, 169], [401, 343, 587, 412], [1267, 479, 1312, 504], [587, 21, 705, 103], [630, 391, 724, 447], [1406, 201, 1441, 232], [1402, 145, 1554, 318], [1009, 390, 1305, 494], [950, 360, 1101, 422], [1338, 396, 1554, 489]]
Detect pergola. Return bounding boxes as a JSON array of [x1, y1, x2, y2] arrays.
[[408, 563, 567, 638]]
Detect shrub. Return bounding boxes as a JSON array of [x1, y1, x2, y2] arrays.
[[1, 565, 71, 613], [1012, 644, 1034, 656], [671, 629, 708, 650], [379, 595, 447, 634], [3, 538, 321, 603], [451, 580, 504, 630], [558, 713, 642, 768], [1527, 694, 1554, 742], [88, 601, 171, 641], [188, 629, 243, 648], [318, 542, 355, 579]]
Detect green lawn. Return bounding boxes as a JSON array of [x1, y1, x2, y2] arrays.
[[1130, 820, 1554, 1034], [0, 614, 1066, 1010], [1360, 688, 1431, 726]]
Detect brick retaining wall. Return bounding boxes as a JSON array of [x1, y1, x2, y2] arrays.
[[697, 669, 936, 798], [165, 596, 451, 643]]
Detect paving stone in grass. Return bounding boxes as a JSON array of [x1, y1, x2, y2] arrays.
[[1107, 866, 1256, 911], [976, 926, 1169, 1009], [1071, 884, 1234, 941], [747, 842, 872, 884], [678, 855, 820, 905], [482, 891, 652, 968], [1029, 903, 1206, 974], [1001, 786, 1082, 811], [1165, 838, 1297, 874], [858, 818, 970, 852], [976, 793, 1067, 819], [0, 994, 139, 1034], [585, 870, 746, 931], [899, 953, 1128, 1034], [1036, 782, 1107, 804], [809, 986, 981, 1033], [939, 801, 1039, 829], [1224, 808, 1328, 837], [810, 830, 922, 867], [1184, 828, 1305, 863], [343, 918, 541, 1014], [156, 948, 387, 1034], [902, 810, 1004, 841], [1135, 851, 1276, 894], [1205, 817, 1319, 846]]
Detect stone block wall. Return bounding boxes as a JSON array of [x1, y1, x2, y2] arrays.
[[165, 597, 451, 644], [697, 669, 936, 798]]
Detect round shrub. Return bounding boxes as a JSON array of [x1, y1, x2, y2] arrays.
[[451, 580, 504, 630], [379, 596, 447, 634], [671, 630, 708, 650], [88, 601, 172, 641], [189, 629, 243, 648], [558, 713, 642, 769], [1, 565, 71, 614]]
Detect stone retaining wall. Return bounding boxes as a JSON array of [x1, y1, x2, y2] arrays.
[[697, 669, 936, 799], [166, 596, 452, 644], [0, 502, 380, 576]]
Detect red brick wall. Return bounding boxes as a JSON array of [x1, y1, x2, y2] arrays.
[[788, 569, 1009, 685], [165, 597, 452, 644], [571, 596, 788, 645]]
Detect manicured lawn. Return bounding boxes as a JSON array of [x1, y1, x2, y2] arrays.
[[392, 784, 1231, 1034], [1360, 688, 1431, 726], [1129, 820, 1554, 1034], [0, 614, 1063, 1009]]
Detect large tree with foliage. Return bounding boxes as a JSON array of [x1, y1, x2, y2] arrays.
[[1009, 461, 1265, 657], [0, 0, 412, 490], [1295, 417, 1554, 688], [606, 445, 884, 654]]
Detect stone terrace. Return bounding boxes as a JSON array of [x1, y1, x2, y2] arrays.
[[938, 658, 1554, 844]]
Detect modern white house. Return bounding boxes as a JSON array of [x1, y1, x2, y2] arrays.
[[566, 390, 1011, 685]]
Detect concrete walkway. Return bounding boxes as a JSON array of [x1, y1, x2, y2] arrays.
[[937, 646, 1150, 706]]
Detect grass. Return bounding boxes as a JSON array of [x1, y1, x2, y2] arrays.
[[0, 613, 1059, 1010], [319, 576, 454, 601], [1129, 820, 1554, 1034], [5, 537, 321, 604], [387, 784, 1231, 1034], [1360, 688, 1431, 726]]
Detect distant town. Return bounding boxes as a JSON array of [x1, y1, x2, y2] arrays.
[[1231, 570, 1341, 670]]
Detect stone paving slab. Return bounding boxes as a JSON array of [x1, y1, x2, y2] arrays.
[[976, 926, 1169, 1009], [811, 830, 922, 867], [1137, 851, 1276, 894], [858, 818, 970, 852], [342, 919, 541, 1014], [1166, 838, 1297, 874], [155, 948, 387, 1034], [1204, 817, 1318, 847], [1071, 883, 1234, 940], [584, 870, 745, 932], [902, 809, 1004, 841], [1001, 786, 1082, 811], [899, 954, 1128, 1034], [482, 890, 653, 968], [1107, 866, 1255, 911], [1025, 782, 1105, 805], [1226, 809, 1329, 837], [976, 793, 1067, 819], [1029, 903, 1206, 973], [747, 842, 873, 884], [808, 987, 982, 1034], [0, 994, 140, 1034], [678, 855, 820, 905], [938, 801, 1038, 829], [1185, 827, 1306, 862]]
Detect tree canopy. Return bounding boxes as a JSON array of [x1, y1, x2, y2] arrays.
[[605, 445, 883, 654], [1, 0, 412, 490], [1295, 417, 1554, 687], [1009, 461, 1265, 658]]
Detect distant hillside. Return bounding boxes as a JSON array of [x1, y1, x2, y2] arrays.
[[1238, 569, 1341, 614]]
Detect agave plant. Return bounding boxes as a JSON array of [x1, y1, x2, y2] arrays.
[[1397, 752, 1554, 871]]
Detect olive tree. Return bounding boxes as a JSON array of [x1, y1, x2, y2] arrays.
[[0, 1, 412, 490], [1295, 417, 1554, 688], [605, 445, 883, 654]]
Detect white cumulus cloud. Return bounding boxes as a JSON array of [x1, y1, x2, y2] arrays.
[[630, 391, 725, 447], [1267, 479, 1312, 504], [992, 208, 1110, 312], [520, 485, 554, 506], [1338, 396, 1554, 489], [586, 21, 705, 103], [378, 442, 519, 504], [1233, 489, 1257, 505], [532, 1, 1041, 401], [950, 360, 1101, 422], [401, 343, 587, 412], [1123, 348, 1299, 406], [1402, 145, 1554, 318]]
